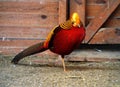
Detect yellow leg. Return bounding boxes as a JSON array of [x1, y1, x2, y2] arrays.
[[61, 58, 66, 72]]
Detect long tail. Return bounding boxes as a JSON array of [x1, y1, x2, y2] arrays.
[[11, 41, 48, 64]]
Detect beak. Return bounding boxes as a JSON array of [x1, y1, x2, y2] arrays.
[[78, 24, 81, 27]]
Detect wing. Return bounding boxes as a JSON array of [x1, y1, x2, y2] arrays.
[[43, 20, 73, 48]]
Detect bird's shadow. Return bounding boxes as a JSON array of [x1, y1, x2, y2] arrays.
[[66, 65, 117, 71], [16, 63, 49, 67], [14, 61, 120, 71]]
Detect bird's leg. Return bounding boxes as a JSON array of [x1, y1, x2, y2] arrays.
[[62, 58, 66, 72], [61, 55, 66, 72]]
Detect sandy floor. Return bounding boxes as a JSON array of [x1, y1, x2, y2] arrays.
[[0, 54, 120, 87]]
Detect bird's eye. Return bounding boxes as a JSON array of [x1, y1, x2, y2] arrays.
[[72, 21, 74, 24]]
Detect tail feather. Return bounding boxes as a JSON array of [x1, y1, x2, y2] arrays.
[[11, 41, 48, 64]]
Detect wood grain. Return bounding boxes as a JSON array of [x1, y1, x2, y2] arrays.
[[86, 4, 106, 17], [0, 1, 58, 13], [90, 28, 120, 44], [70, 0, 86, 26], [0, 13, 58, 27], [0, 40, 42, 47], [59, 0, 67, 24], [85, 0, 120, 43], [0, 26, 52, 39]]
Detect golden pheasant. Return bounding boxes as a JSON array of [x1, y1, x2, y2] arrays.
[[11, 13, 86, 71]]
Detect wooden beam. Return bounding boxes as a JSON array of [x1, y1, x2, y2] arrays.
[[81, 0, 86, 26], [59, 0, 67, 24], [81, 0, 86, 43], [85, 0, 120, 43], [70, 0, 86, 26]]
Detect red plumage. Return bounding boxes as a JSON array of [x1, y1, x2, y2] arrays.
[[50, 26, 85, 56]]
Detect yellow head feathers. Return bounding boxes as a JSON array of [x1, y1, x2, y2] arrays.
[[70, 12, 81, 27]]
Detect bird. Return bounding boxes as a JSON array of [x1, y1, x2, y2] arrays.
[[11, 12, 86, 72]]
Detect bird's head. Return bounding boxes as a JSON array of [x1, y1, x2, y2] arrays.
[[70, 12, 81, 27]]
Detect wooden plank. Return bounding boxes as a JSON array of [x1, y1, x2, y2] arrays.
[[0, 13, 58, 27], [87, 0, 107, 4], [0, 40, 41, 47], [81, 0, 86, 26], [0, 47, 25, 55], [86, 4, 106, 17], [0, 1, 58, 13], [89, 28, 120, 44], [59, 0, 67, 24], [104, 5, 120, 27], [85, 0, 120, 43], [87, 18, 120, 28], [86, 4, 120, 19], [70, 0, 86, 26], [0, 0, 58, 2], [87, 5, 120, 26], [0, 39, 40, 54], [0, 26, 51, 39], [113, 5, 120, 17], [104, 18, 120, 27]]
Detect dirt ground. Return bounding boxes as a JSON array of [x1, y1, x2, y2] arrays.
[[0, 54, 120, 87]]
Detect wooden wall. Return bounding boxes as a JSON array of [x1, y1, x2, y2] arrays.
[[0, 0, 120, 55], [0, 0, 67, 54], [85, 0, 120, 44]]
